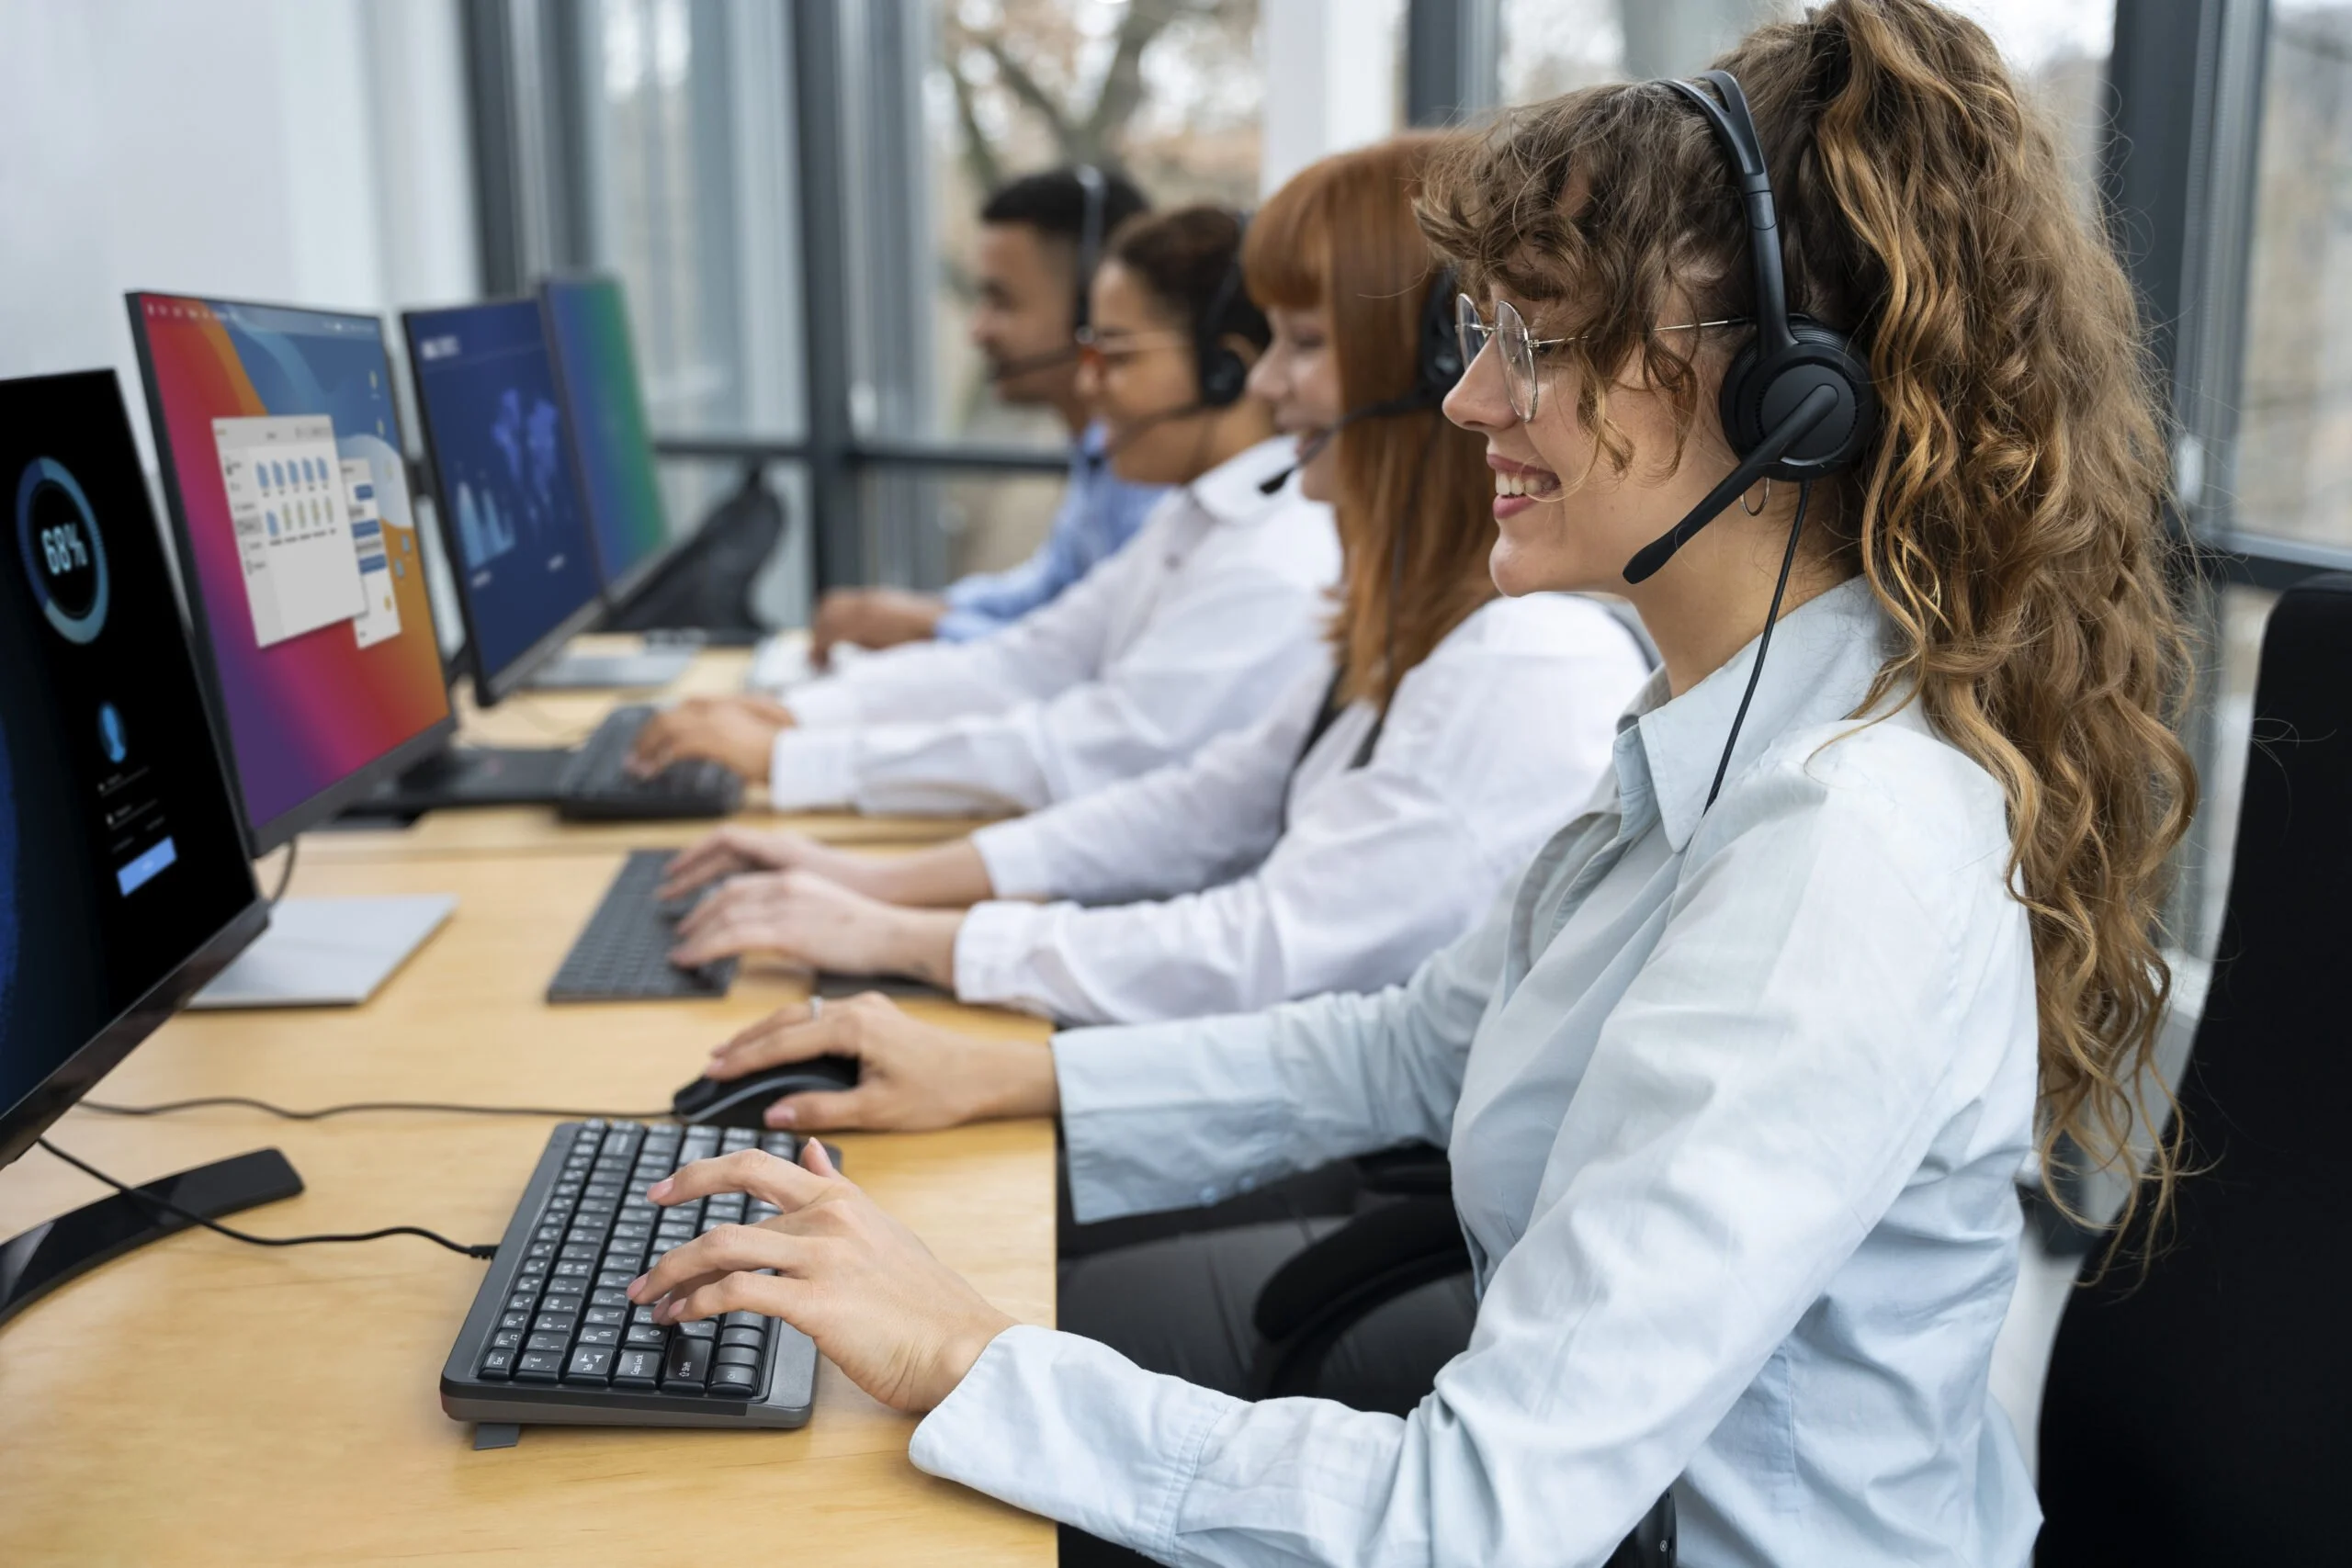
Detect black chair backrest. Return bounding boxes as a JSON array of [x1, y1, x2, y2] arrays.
[[606, 466, 786, 635], [2037, 572, 2352, 1565]]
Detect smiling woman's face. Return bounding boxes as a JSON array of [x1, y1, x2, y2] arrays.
[[1442, 285, 1738, 597], [1245, 304, 1342, 502]]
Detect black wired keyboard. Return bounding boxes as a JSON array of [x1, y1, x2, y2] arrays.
[[548, 850, 737, 1002], [554, 705, 743, 822], [441, 1119, 819, 1432]]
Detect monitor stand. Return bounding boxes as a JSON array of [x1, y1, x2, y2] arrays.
[[190, 894, 457, 1009], [528, 645, 695, 691], [1, 1147, 303, 1327]]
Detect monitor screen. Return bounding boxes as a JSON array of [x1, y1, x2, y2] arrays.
[[541, 276, 672, 600], [0, 371, 263, 1169], [401, 299, 605, 696], [129, 293, 456, 848]]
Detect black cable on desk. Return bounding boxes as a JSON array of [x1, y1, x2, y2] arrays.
[[36, 1137, 499, 1259], [82, 1096, 674, 1122]]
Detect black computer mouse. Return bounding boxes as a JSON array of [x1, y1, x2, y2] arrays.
[[671, 1055, 861, 1128]]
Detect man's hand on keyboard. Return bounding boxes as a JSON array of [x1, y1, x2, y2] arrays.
[[627, 695, 793, 782], [700, 991, 1059, 1134], [668, 867, 962, 987], [628, 1136, 1015, 1414]]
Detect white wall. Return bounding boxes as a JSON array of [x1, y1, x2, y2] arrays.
[[0, 0, 478, 468], [1257, 0, 1404, 197]]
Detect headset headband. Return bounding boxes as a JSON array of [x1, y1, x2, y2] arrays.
[[1073, 164, 1108, 332], [1663, 72, 1795, 359]]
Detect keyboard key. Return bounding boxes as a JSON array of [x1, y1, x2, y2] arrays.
[[719, 1325, 764, 1351], [714, 1345, 763, 1371], [708, 1360, 760, 1397], [577, 1325, 619, 1348], [505, 1292, 540, 1314], [565, 1346, 616, 1384], [722, 1310, 766, 1331], [624, 1323, 667, 1349], [584, 1305, 627, 1327], [526, 1331, 570, 1354], [514, 1351, 564, 1382], [532, 1312, 579, 1337], [478, 1348, 515, 1381], [678, 1319, 718, 1340], [613, 1349, 661, 1389], [490, 1329, 524, 1351], [662, 1335, 710, 1392], [590, 1288, 631, 1309], [499, 1311, 530, 1332]]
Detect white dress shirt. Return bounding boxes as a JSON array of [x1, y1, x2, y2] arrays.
[[910, 575, 2043, 1567], [952, 592, 1651, 1024], [766, 438, 1339, 815]]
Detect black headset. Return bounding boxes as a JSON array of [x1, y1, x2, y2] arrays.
[[1258, 266, 1464, 495], [1193, 216, 1255, 409], [1620, 69, 1878, 585], [1070, 164, 1108, 333]]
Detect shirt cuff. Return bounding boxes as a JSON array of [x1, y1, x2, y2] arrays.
[[951, 901, 1062, 1015], [969, 818, 1057, 900], [909, 1324, 1232, 1560], [767, 728, 860, 810], [931, 604, 1001, 643], [780, 675, 863, 729], [1052, 1017, 1294, 1224]]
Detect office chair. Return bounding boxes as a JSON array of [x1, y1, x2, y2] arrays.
[[1246, 1146, 1676, 1568], [607, 464, 788, 639], [2036, 573, 2352, 1566]]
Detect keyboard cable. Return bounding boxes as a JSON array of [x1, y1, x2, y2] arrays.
[[35, 1136, 501, 1259], [80, 1096, 675, 1122]]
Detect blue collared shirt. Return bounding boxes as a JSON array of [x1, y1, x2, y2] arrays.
[[912, 575, 2042, 1566], [934, 422, 1166, 641]]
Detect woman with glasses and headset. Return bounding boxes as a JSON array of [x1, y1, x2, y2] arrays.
[[629, 205, 1340, 820], [648, 137, 1649, 1032], [617, 3, 2195, 1562]]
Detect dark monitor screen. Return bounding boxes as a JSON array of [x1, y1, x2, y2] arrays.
[[128, 293, 458, 852], [0, 371, 265, 1171], [401, 299, 605, 702], [540, 276, 674, 603]]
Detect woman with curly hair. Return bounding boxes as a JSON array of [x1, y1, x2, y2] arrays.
[[617, 3, 2197, 1562]]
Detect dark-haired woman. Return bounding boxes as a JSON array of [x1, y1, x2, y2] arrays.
[[651, 138, 1648, 1027], [618, 4, 2196, 1562], [628, 206, 1339, 818]]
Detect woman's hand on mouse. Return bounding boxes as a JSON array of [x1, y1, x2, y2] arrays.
[[704, 992, 1059, 1132], [627, 1137, 1013, 1414], [668, 869, 963, 985]]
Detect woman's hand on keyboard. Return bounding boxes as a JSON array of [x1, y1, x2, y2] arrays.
[[669, 868, 962, 987], [628, 1136, 1015, 1414], [659, 825, 867, 900], [703, 991, 1058, 1133], [627, 694, 792, 781]]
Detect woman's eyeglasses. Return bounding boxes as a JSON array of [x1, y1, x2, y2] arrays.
[[1454, 294, 1751, 423], [1073, 326, 1192, 372]]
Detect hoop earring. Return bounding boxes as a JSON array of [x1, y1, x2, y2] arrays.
[[1740, 477, 1770, 517]]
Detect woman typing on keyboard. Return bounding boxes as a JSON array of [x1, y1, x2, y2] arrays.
[[626, 4, 2196, 1562], [649, 137, 1649, 1028]]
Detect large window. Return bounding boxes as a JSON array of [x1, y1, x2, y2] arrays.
[[2233, 0, 2352, 552]]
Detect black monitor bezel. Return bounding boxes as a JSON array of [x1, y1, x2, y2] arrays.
[[126, 291, 460, 857], [0, 367, 272, 1173], [399, 296, 610, 709], [537, 272, 686, 612]]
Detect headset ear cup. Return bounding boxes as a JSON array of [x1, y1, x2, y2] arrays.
[[1199, 344, 1248, 408], [1718, 319, 1877, 480]]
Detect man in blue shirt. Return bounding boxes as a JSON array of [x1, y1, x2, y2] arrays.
[[808, 167, 1167, 666]]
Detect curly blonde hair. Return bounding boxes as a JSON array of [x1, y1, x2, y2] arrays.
[[1419, 0, 2198, 1235]]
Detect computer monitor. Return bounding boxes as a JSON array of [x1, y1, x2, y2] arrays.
[[127, 292, 459, 853], [540, 275, 678, 605], [401, 299, 607, 705], [128, 293, 462, 1007], [0, 369, 266, 1174]]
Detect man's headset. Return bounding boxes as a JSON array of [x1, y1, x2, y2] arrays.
[[1260, 266, 1463, 495], [986, 164, 1114, 383], [1619, 70, 1877, 585]]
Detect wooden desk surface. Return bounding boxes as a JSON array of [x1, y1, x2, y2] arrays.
[[0, 849, 1055, 1566], [302, 638, 987, 863]]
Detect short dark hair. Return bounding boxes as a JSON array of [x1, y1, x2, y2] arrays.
[[1103, 205, 1271, 352], [978, 166, 1150, 246]]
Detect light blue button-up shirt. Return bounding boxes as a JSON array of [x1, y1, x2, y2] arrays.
[[910, 575, 2043, 1566], [934, 421, 1166, 641]]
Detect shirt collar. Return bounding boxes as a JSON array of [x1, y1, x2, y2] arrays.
[[1632, 574, 1899, 852], [1076, 421, 1111, 469], [1187, 436, 1303, 527]]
